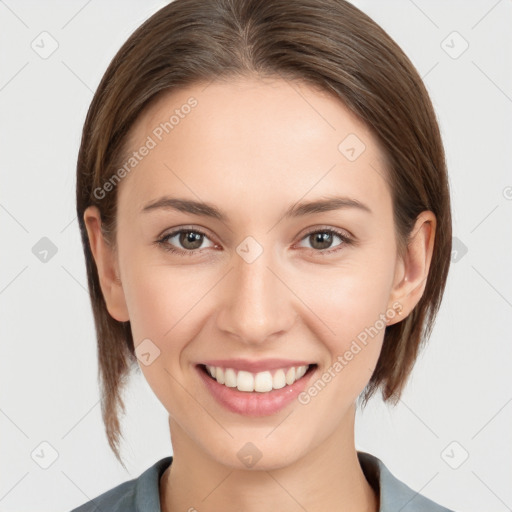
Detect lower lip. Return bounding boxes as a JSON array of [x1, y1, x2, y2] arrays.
[[197, 364, 317, 416]]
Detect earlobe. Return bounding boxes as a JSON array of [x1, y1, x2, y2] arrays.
[[83, 206, 130, 322], [387, 211, 436, 325]]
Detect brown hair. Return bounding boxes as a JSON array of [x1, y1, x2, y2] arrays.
[[76, 0, 451, 466]]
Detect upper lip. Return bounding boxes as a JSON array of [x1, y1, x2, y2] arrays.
[[199, 358, 314, 373]]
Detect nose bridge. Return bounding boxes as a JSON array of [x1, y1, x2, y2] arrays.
[[215, 242, 294, 344]]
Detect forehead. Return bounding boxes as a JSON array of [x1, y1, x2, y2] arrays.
[[118, 75, 390, 219], [131, 75, 380, 152]]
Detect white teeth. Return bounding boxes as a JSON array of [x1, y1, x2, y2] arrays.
[[272, 369, 286, 389], [296, 365, 307, 379], [254, 371, 273, 392], [204, 364, 311, 393], [224, 368, 237, 387], [285, 367, 296, 385], [237, 370, 254, 392]]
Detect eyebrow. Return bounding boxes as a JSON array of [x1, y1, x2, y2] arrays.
[[141, 195, 372, 221]]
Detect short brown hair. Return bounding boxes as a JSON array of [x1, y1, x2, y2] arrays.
[[76, 0, 452, 466]]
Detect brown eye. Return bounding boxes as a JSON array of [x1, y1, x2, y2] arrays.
[[178, 231, 204, 250], [297, 228, 352, 254], [308, 232, 335, 250], [157, 228, 215, 255]]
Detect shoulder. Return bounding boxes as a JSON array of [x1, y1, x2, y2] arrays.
[[70, 479, 136, 512], [70, 453, 454, 512], [69, 457, 173, 512], [357, 451, 455, 512]]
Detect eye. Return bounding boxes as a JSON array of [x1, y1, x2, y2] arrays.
[[156, 227, 216, 255], [155, 226, 354, 257], [296, 228, 353, 254]]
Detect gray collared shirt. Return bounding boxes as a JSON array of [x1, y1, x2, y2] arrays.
[[70, 451, 454, 511]]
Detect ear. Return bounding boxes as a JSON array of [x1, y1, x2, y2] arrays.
[[387, 211, 436, 325], [83, 206, 130, 322]]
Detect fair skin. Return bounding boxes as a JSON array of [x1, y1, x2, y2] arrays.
[[84, 75, 435, 512]]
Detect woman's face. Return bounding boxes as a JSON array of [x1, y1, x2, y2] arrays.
[[93, 76, 411, 469]]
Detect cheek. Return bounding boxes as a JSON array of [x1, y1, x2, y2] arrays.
[[121, 264, 213, 413], [123, 264, 210, 346], [296, 304, 385, 413], [120, 252, 223, 395], [298, 256, 393, 341], [292, 252, 395, 397]]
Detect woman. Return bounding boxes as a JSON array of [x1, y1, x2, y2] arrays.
[[72, 0, 453, 510]]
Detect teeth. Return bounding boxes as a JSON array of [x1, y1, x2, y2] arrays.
[[237, 370, 255, 392], [205, 364, 310, 393], [273, 369, 286, 389], [285, 367, 296, 385], [296, 365, 307, 379], [224, 368, 237, 387]]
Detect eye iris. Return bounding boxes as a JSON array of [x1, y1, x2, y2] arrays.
[[170, 230, 340, 252], [310, 232, 333, 250], [180, 231, 203, 250]]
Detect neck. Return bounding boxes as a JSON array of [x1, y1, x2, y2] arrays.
[[160, 406, 378, 512]]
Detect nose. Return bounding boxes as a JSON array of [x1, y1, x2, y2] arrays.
[[214, 246, 297, 346]]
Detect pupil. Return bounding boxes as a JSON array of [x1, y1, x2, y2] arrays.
[[181, 231, 202, 249], [312, 232, 332, 250]]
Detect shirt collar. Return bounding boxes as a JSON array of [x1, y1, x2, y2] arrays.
[[135, 451, 452, 512], [357, 450, 453, 511]]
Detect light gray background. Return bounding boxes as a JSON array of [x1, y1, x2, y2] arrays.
[[1, 1, 511, 511]]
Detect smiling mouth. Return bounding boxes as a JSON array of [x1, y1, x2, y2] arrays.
[[198, 363, 317, 393]]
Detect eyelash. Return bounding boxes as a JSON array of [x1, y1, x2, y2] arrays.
[[155, 226, 354, 257]]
